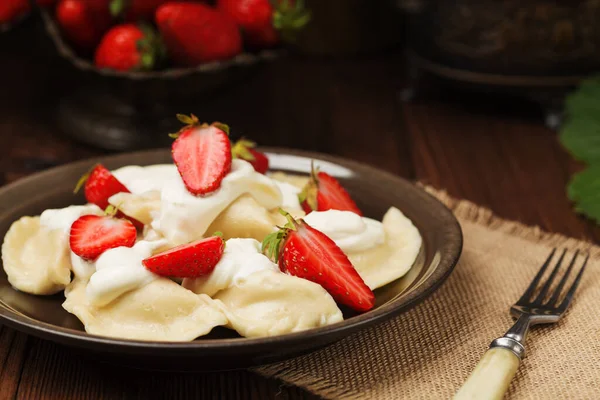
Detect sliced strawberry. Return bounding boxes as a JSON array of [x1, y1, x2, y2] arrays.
[[70, 214, 137, 260], [262, 212, 374, 312], [299, 165, 362, 216], [142, 235, 225, 278], [171, 114, 232, 196], [76, 164, 130, 210], [231, 139, 269, 174]]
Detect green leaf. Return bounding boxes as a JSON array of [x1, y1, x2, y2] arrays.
[[567, 166, 600, 223], [560, 117, 600, 164]]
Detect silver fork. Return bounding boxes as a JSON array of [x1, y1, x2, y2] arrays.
[[455, 248, 589, 400]]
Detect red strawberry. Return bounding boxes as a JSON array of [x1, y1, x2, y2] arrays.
[[142, 235, 225, 278], [70, 214, 137, 260], [76, 164, 130, 209], [95, 23, 164, 71], [299, 165, 362, 216], [109, 0, 168, 21], [55, 0, 112, 51], [171, 114, 232, 196], [231, 139, 269, 174], [155, 2, 242, 66], [0, 0, 29, 24], [263, 211, 375, 312], [216, 0, 310, 48]]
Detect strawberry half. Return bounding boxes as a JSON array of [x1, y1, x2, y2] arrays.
[[171, 114, 232, 196], [142, 235, 225, 278], [299, 164, 362, 216], [262, 211, 375, 312], [231, 139, 269, 174], [76, 164, 130, 210], [70, 213, 137, 260]]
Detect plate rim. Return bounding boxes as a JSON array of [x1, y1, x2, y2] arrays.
[[0, 148, 462, 353]]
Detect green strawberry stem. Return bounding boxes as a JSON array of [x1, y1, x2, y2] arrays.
[[272, 0, 311, 43]]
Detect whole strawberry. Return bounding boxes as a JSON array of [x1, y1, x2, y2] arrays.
[[232, 139, 269, 174], [171, 114, 232, 195], [217, 0, 310, 48], [263, 211, 375, 312], [0, 0, 29, 25], [55, 0, 112, 52], [95, 23, 164, 71], [155, 2, 242, 66], [110, 0, 169, 21], [299, 164, 362, 216]]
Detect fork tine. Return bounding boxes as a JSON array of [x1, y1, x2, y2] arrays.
[[547, 250, 579, 306], [558, 253, 589, 311], [533, 248, 567, 304], [517, 248, 556, 304]]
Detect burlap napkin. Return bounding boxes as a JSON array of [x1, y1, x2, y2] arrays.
[[254, 188, 600, 399]]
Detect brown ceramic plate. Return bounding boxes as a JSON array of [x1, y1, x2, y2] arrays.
[[0, 148, 462, 371]]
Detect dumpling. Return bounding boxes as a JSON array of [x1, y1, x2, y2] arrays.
[[63, 278, 228, 341], [108, 191, 161, 225], [214, 270, 343, 338], [207, 194, 279, 242], [183, 238, 343, 338], [304, 207, 421, 290], [2, 216, 71, 295]]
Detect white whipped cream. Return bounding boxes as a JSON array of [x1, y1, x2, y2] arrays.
[[85, 240, 166, 307], [40, 204, 103, 233], [182, 238, 278, 297], [273, 181, 302, 210], [303, 210, 385, 253], [112, 164, 179, 194], [153, 159, 283, 245]]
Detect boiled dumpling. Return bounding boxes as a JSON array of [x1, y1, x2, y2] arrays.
[[108, 191, 161, 225], [214, 270, 343, 338], [1, 216, 71, 295], [183, 238, 343, 338], [63, 278, 228, 341]]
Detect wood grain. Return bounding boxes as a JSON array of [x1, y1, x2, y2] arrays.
[[1, 14, 598, 400]]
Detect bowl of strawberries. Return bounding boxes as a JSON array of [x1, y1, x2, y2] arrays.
[[37, 0, 310, 150]]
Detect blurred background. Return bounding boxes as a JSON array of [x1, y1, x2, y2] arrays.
[[2, 0, 600, 235]]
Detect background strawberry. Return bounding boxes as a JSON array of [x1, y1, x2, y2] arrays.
[[0, 0, 30, 25], [143, 235, 225, 278], [155, 2, 242, 65], [95, 23, 164, 71], [171, 114, 232, 195], [263, 212, 375, 312], [70, 214, 137, 260], [299, 166, 362, 215], [217, 0, 310, 48], [231, 139, 269, 174], [55, 0, 112, 51]]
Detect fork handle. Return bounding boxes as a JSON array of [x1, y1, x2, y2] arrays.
[[454, 347, 520, 400]]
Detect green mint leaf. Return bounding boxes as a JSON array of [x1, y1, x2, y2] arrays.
[[567, 166, 600, 223]]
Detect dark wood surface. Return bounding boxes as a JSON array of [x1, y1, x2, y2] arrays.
[[1, 16, 598, 400]]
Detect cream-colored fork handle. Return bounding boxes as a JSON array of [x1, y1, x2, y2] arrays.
[[454, 347, 520, 400]]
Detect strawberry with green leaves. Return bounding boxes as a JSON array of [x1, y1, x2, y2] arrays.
[[155, 2, 242, 66], [95, 23, 164, 71], [70, 208, 137, 260], [299, 164, 362, 216], [143, 235, 225, 278], [232, 139, 269, 174], [216, 0, 311, 48], [263, 210, 375, 312], [171, 114, 232, 196]]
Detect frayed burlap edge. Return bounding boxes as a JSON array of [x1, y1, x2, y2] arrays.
[[252, 186, 599, 399]]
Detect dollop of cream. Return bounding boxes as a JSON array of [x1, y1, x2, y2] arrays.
[[112, 164, 179, 194], [303, 210, 385, 253], [40, 204, 103, 233], [153, 159, 283, 245], [85, 240, 166, 307], [182, 238, 278, 296], [273, 180, 302, 210]]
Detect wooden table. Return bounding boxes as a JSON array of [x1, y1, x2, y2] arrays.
[[1, 17, 598, 400]]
